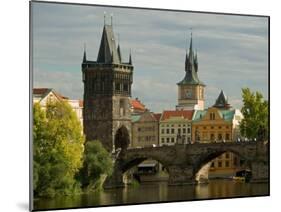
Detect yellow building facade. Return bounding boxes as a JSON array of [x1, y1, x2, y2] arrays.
[[192, 90, 243, 177]]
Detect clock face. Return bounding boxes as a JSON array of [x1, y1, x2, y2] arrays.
[[186, 89, 192, 98]]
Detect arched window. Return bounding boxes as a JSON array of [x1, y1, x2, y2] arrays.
[[120, 99, 126, 116]]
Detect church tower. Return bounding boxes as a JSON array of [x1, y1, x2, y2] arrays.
[[82, 17, 133, 153], [176, 34, 205, 110]]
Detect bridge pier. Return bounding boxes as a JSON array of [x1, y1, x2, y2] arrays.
[[103, 162, 125, 189], [168, 165, 196, 185], [250, 161, 269, 183]]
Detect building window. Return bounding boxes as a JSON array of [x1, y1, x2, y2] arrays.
[[171, 128, 175, 134], [225, 153, 230, 158], [218, 161, 222, 167], [161, 138, 164, 143], [210, 112, 215, 120], [203, 126, 207, 130], [115, 83, 121, 91], [178, 128, 181, 134], [234, 157, 238, 166], [123, 83, 128, 91], [166, 129, 170, 134], [187, 128, 191, 133], [226, 133, 230, 140], [183, 128, 186, 133], [211, 162, 215, 167], [161, 129, 164, 134], [167, 138, 170, 143], [218, 126, 222, 129], [120, 99, 126, 116], [138, 128, 141, 132], [171, 137, 175, 143], [225, 161, 229, 167], [210, 134, 215, 141], [218, 134, 222, 141], [211, 126, 214, 129]]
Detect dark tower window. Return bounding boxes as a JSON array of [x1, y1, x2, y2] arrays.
[[123, 83, 128, 92], [115, 83, 121, 91]]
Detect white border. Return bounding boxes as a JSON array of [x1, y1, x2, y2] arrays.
[[1, 0, 279, 212]]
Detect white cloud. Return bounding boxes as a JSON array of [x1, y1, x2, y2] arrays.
[[32, 2, 268, 112]]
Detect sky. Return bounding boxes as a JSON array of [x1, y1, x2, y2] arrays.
[[32, 2, 268, 113]]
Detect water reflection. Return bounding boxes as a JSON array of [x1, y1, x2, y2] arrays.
[[34, 180, 269, 210]]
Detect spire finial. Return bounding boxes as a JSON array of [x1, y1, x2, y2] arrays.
[[110, 13, 113, 26], [189, 27, 193, 51], [117, 33, 120, 45], [83, 43, 87, 62], [104, 11, 106, 25], [129, 49, 132, 65]]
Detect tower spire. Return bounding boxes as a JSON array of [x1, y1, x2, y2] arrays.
[[83, 43, 87, 62], [110, 13, 113, 26], [104, 11, 106, 25], [117, 33, 122, 62], [129, 49, 132, 65]]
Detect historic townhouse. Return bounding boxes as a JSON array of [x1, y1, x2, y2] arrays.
[[159, 110, 194, 146]]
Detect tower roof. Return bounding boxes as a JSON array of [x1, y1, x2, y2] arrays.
[[178, 35, 204, 86], [213, 90, 231, 109], [97, 24, 120, 64]]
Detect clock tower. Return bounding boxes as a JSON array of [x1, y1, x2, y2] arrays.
[[176, 34, 205, 110]]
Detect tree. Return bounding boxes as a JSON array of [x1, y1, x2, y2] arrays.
[[79, 140, 113, 190], [240, 88, 268, 141], [33, 101, 85, 198]]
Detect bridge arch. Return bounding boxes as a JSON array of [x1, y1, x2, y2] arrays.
[[121, 156, 169, 174], [192, 148, 251, 181], [114, 125, 130, 151]]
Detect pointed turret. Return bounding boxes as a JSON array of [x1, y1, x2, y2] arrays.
[[213, 90, 231, 109], [194, 50, 198, 72], [188, 34, 194, 63], [178, 34, 204, 86], [185, 51, 188, 71], [96, 19, 120, 64], [83, 44, 87, 62], [129, 50, 132, 65], [117, 44, 122, 62]]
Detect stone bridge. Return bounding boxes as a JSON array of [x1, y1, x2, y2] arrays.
[[104, 141, 269, 188]]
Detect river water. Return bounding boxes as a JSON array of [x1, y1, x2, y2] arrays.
[[34, 180, 269, 210]]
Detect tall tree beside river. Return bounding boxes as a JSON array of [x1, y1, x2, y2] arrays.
[[33, 101, 85, 198]]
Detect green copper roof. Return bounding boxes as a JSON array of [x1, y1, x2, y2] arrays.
[[192, 109, 235, 122], [192, 110, 207, 121], [218, 110, 235, 122], [131, 114, 141, 122]]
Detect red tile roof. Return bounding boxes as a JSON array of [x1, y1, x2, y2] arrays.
[[161, 110, 194, 121], [153, 113, 162, 121], [130, 98, 146, 111]]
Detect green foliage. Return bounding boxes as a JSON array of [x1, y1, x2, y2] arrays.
[[79, 140, 113, 190], [240, 88, 268, 140], [33, 101, 85, 198]]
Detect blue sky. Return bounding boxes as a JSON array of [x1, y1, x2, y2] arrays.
[[32, 2, 268, 113]]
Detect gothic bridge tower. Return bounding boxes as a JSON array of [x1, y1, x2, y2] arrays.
[[82, 18, 133, 153], [176, 34, 205, 110]]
